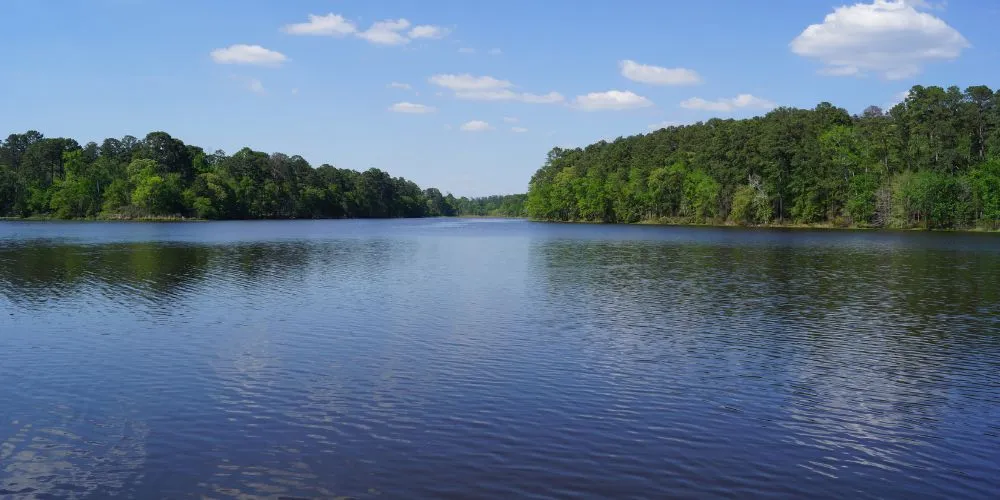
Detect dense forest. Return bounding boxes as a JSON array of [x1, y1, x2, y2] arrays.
[[527, 85, 1000, 229], [0, 130, 520, 220]]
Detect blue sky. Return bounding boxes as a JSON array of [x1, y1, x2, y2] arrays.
[[1, 0, 996, 196]]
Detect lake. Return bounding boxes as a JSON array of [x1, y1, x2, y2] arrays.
[[1, 219, 998, 498]]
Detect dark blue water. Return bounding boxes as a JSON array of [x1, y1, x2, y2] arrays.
[[1, 219, 998, 498]]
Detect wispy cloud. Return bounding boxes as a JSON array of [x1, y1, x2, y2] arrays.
[[620, 60, 701, 85], [460, 120, 493, 132], [430, 74, 563, 104], [680, 94, 775, 112], [284, 13, 449, 46], [211, 44, 287, 66], [409, 25, 450, 39], [573, 90, 653, 111], [248, 78, 265, 94], [283, 13, 357, 36], [389, 102, 436, 114]]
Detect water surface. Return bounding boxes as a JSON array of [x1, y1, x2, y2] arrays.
[[1, 219, 998, 498]]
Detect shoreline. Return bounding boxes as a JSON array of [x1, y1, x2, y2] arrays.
[[532, 217, 1000, 233], [4, 215, 998, 233]]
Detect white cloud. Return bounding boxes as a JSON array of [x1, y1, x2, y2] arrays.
[[284, 14, 448, 46], [283, 13, 357, 36], [620, 60, 701, 85], [489, 48, 503, 55], [429, 74, 512, 91], [680, 94, 775, 112], [503, 116, 519, 123], [358, 19, 411, 45], [511, 127, 528, 133], [409, 25, 449, 39], [573, 90, 653, 111], [210, 44, 287, 66], [248, 78, 265, 94], [790, 0, 969, 80], [389, 102, 436, 113], [388, 82, 412, 90], [458, 47, 476, 54], [648, 121, 681, 131], [454, 89, 565, 104], [291, 88, 299, 95], [430, 74, 562, 104], [460, 120, 493, 132]]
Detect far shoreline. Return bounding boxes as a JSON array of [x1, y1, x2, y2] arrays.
[[4, 215, 998, 233]]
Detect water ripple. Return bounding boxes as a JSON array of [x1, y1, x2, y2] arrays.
[[0, 220, 998, 498]]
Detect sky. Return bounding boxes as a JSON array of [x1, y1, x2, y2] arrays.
[[1, 0, 997, 196]]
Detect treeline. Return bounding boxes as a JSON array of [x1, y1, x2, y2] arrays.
[[0, 130, 490, 220], [527, 85, 1000, 229], [452, 194, 527, 217]]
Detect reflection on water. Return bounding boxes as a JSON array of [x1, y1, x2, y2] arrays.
[[0, 220, 998, 498]]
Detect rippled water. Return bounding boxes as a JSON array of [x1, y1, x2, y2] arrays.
[[1, 219, 999, 498]]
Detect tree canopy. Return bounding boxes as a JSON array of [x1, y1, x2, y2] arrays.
[[526, 85, 1000, 229], [0, 130, 518, 220]]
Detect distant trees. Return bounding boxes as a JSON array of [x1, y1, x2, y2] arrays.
[[527, 84, 1000, 230], [0, 130, 514, 220], [451, 194, 528, 218]]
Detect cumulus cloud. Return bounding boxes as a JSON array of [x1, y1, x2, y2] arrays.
[[210, 44, 287, 66], [388, 82, 412, 90], [489, 48, 503, 55], [389, 102, 436, 113], [409, 25, 449, 39], [620, 60, 701, 85], [680, 94, 775, 112], [458, 47, 476, 54], [511, 127, 528, 133], [790, 0, 969, 80], [573, 90, 653, 111], [284, 13, 448, 46], [503, 117, 519, 123], [283, 13, 357, 36], [460, 120, 492, 132]]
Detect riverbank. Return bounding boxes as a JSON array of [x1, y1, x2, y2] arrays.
[[533, 217, 1000, 233], [1, 215, 207, 222]]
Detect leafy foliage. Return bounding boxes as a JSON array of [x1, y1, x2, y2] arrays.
[[0, 131, 509, 220], [527, 84, 1000, 229]]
